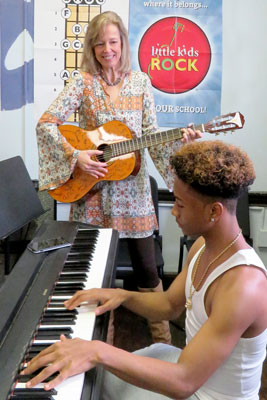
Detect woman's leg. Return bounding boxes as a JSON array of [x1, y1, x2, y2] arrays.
[[127, 237, 171, 344], [127, 236, 159, 288]]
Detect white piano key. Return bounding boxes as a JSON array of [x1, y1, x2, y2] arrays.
[[15, 375, 84, 400], [32, 339, 60, 344]]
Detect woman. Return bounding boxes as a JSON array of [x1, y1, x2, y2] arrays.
[[36, 11, 201, 344]]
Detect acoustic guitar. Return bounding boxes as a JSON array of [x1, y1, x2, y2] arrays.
[[49, 112, 245, 203]]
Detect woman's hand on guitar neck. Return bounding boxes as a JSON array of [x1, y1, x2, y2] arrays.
[[181, 124, 203, 144], [76, 149, 108, 179]]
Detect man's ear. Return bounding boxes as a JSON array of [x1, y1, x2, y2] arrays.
[[209, 201, 223, 222]]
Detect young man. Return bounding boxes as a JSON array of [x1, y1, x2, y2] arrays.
[[23, 140, 267, 399]]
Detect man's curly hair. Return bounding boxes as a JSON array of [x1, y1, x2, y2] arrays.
[[171, 140, 255, 199]]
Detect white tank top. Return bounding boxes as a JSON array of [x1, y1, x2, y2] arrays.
[[185, 248, 267, 400]]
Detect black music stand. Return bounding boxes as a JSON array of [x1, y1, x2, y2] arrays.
[[0, 156, 45, 274]]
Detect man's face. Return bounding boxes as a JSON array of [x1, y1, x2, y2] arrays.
[[171, 177, 210, 236]]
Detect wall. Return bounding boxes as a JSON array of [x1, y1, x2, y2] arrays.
[[158, 204, 267, 273], [1, 0, 266, 271], [0, 0, 266, 189], [147, 0, 267, 191], [56, 202, 267, 273]]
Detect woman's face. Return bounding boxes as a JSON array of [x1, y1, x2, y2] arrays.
[[94, 23, 122, 72]]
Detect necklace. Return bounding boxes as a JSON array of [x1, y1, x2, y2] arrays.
[[185, 230, 242, 310], [101, 74, 121, 86]]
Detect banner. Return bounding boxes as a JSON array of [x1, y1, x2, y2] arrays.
[[129, 0, 222, 127], [0, 0, 34, 111]]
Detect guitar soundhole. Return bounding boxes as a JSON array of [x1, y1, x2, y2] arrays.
[[97, 144, 111, 162]]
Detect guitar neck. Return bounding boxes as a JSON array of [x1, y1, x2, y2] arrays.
[[111, 123, 204, 157]]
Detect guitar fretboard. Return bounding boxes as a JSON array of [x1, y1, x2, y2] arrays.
[[110, 124, 203, 157]]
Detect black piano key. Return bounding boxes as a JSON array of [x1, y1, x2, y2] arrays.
[[37, 326, 73, 334], [30, 344, 51, 353], [53, 287, 84, 294], [75, 235, 97, 239], [18, 368, 59, 384], [51, 290, 79, 296], [64, 260, 91, 265], [36, 327, 73, 340], [11, 388, 57, 398], [44, 310, 77, 317], [42, 315, 75, 322], [67, 252, 92, 258], [54, 283, 85, 290], [37, 334, 71, 341], [58, 274, 87, 282], [53, 288, 84, 294], [24, 352, 43, 362], [62, 266, 89, 272], [11, 396, 55, 400], [11, 396, 55, 399], [74, 235, 97, 241], [40, 319, 76, 326], [67, 252, 93, 258], [70, 247, 95, 253]]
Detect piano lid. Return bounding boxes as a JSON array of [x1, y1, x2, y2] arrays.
[[0, 156, 45, 240]]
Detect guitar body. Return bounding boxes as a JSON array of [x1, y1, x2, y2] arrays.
[[49, 120, 138, 203]]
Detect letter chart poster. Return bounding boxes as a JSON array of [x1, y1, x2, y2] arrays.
[[129, 0, 222, 127], [34, 0, 129, 122]]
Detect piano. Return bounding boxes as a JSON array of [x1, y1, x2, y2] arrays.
[[0, 220, 119, 400]]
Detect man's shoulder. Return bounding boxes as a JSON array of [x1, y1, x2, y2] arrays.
[[215, 258, 267, 310]]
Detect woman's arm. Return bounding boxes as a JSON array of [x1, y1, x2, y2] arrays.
[[37, 76, 84, 191]]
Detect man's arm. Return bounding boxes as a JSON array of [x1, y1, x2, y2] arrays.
[[23, 264, 266, 398], [64, 264, 188, 322], [96, 264, 267, 397], [65, 236, 204, 322]]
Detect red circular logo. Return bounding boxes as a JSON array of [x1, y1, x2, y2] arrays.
[[138, 17, 211, 94]]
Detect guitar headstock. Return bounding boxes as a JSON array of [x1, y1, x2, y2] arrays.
[[204, 112, 245, 135]]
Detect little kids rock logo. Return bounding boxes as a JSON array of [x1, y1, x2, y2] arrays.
[[138, 17, 211, 94]]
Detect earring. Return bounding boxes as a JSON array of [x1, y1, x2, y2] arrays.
[[211, 217, 215, 222]]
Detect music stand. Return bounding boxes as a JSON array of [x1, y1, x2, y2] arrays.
[[0, 156, 45, 273]]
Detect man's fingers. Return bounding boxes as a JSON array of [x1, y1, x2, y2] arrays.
[[65, 291, 97, 309], [43, 365, 71, 391]]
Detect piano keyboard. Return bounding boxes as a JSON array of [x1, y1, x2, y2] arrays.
[[0, 221, 118, 400]]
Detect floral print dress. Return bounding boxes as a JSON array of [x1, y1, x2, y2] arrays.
[[36, 71, 180, 238]]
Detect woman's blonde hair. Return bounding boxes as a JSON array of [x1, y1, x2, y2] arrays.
[[81, 11, 131, 74]]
